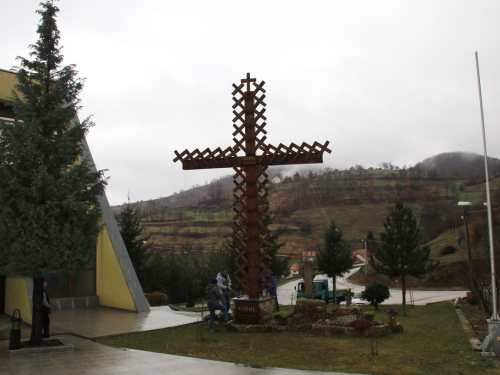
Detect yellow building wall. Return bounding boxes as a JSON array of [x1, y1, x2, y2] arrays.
[[96, 223, 137, 311], [0, 69, 18, 103], [4, 276, 32, 323]]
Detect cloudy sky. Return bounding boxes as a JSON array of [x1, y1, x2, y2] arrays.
[[2, 1, 500, 206]]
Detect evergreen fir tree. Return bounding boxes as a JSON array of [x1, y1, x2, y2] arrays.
[[370, 202, 438, 311], [316, 222, 354, 304], [0, 1, 107, 345], [266, 226, 290, 279], [118, 197, 152, 285]]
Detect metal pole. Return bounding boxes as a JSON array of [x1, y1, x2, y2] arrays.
[[462, 210, 473, 286], [364, 239, 368, 275], [475, 51, 498, 320]]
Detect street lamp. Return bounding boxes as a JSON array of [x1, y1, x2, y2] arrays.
[[361, 238, 384, 275], [457, 202, 473, 286]]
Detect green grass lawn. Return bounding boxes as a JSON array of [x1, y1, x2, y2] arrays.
[[97, 302, 498, 374]]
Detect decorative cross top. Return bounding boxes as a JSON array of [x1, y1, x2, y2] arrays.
[[298, 261, 318, 299], [174, 73, 331, 298]]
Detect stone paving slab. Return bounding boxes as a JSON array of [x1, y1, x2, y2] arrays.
[[7, 337, 73, 357], [0, 335, 359, 375]]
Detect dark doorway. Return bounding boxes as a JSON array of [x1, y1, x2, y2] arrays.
[[0, 276, 5, 314]]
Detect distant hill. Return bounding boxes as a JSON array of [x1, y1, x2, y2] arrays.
[[111, 150, 500, 290], [415, 152, 500, 179], [112, 151, 500, 218]]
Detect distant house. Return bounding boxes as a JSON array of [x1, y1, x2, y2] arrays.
[[302, 251, 317, 263], [272, 176, 282, 184], [352, 249, 368, 265], [290, 263, 300, 275]]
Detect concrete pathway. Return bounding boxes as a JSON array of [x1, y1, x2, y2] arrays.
[[0, 306, 360, 375], [277, 268, 467, 307]]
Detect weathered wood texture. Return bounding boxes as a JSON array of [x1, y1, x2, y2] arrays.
[[174, 73, 331, 298]]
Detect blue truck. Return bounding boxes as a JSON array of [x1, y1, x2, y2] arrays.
[[296, 279, 347, 304]]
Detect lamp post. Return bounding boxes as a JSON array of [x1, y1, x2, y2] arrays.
[[458, 201, 473, 288], [360, 239, 369, 275], [361, 238, 384, 275]]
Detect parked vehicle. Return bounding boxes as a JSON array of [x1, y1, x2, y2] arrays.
[[340, 291, 369, 305], [296, 279, 347, 304]]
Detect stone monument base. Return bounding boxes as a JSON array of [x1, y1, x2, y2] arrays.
[[232, 296, 276, 324]]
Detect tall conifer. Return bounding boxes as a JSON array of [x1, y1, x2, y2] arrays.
[[370, 202, 438, 311], [0, 1, 107, 344], [118, 198, 152, 285], [316, 222, 354, 304]]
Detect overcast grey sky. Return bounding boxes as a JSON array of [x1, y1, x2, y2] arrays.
[[2, 1, 500, 206]]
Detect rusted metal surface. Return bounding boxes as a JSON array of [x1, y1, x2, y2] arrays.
[[174, 73, 331, 298]]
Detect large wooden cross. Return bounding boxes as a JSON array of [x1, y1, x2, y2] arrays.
[[174, 73, 331, 299]]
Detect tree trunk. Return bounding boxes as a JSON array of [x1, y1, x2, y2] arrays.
[[29, 277, 44, 346], [332, 278, 336, 305], [401, 274, 407, 316]]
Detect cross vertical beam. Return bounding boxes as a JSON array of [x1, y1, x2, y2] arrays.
[[174, 73, 331, 302]]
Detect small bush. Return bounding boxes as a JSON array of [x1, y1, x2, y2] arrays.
[[274, 311, 293, 319], [350, 318, 372, 330], [439, 245, 457, 256], [466, 292, 478, 306], [147, 292, 168, 306], [364, 311, 375, 322], [317, 314, 358, 327], [361, 282, 390, 309]]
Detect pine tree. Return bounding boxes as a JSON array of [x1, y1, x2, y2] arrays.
[[370, 202, 438, 310], [316, 222, 354, 304], [118, 198, 152, 285], [0, 1, 107, 345], [266, 226, 290, 279]]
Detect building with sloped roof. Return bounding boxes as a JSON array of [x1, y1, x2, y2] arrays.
[[0, 68, 149, 323]]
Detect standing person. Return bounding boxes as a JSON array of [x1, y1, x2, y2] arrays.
[[206, 278, 229, 331], [42, 279, 51, 338], [217, 267, 236, 311], [265, 274, 280, 311]]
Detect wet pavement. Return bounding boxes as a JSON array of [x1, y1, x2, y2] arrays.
[[0, 306, 359, 375]]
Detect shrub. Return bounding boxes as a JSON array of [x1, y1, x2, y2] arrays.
[[361, 282, 390, 309], [439, 245, 457, 256], [147, 292, 168, 306], [465, 292, 478, 306], [350, 318, 372, 330], [317, 314, 358, 327], [274, 311, 293, 320], [364, 311, 375, 322]]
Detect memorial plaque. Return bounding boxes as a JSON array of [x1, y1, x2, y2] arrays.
[[233, 296, 275, 324]]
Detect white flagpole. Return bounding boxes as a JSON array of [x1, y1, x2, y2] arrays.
[[475, 51, 499, 320]]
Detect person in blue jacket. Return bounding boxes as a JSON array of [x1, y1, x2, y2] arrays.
[[265, 273, 279, 311], [217, 267, 236, 311]]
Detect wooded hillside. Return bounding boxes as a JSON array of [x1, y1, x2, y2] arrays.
[[112, 152, 500, 260]]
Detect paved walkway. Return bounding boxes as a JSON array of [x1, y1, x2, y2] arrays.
[[0, 306, 359, 375]]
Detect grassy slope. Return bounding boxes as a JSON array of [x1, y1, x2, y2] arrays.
[[98, 302, 498, 375], [134, 172, 499, 288]]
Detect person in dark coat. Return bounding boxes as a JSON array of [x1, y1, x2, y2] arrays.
[[265, 274, 279, 311], [42, 279, 51, 338], [206, 278, 229, 331]]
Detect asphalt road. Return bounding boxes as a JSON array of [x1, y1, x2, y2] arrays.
[[276, 267, 467, 307]]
